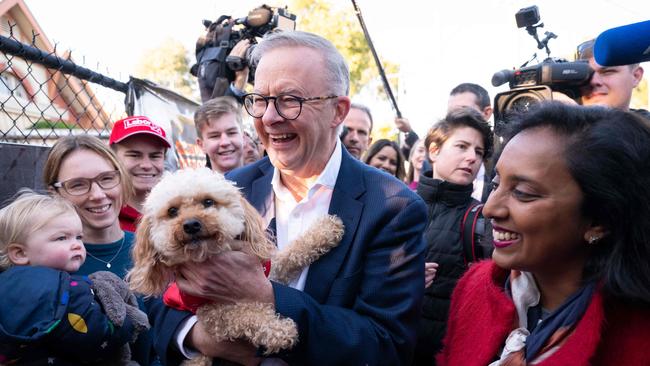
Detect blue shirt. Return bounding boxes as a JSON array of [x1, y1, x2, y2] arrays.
[[76, 230, 135, 279]]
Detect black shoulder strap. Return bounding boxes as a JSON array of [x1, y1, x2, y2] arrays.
[[460, 202, 483, 266]]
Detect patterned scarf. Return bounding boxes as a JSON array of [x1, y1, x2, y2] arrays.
[[489, 271, 596, 366]]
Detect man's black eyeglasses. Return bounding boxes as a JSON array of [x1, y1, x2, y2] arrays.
[[243, 93, 339, 120]]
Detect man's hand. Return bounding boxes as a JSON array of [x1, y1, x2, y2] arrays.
[[176, 249, 274, 305], [394, 117, 412, 133], [424, 262, 438, 289], [230, 39, 251, 91], [187, 320, 261, 365]]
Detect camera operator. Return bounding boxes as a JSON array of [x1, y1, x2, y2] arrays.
[[193, 6, 297, 104], [224, 38, 252, 103], [577, 39, 648, 118]]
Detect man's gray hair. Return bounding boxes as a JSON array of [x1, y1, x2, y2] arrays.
[[251, 31, 350, 96]]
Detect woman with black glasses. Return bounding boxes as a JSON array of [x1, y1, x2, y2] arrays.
[[43, 135, 161, 364], [44, 135, 135, 278]]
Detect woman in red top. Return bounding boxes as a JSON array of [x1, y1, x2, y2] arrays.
[[438, 103, 650, 366]]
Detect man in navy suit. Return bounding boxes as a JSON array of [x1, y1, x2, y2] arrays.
[[153, 31, 427, 366]]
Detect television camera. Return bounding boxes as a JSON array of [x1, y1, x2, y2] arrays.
[[190, 5, 297, 102], [491, 5, 593, 135]]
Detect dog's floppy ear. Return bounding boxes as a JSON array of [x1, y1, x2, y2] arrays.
[[240, 197, 275, 260], [127, 215, 171, 296]]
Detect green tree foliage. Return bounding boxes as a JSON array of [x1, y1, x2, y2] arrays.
[[134, 38, 197, 99], [287, 0, 399, 97]]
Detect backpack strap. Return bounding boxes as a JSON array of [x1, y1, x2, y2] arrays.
[[460, 202, 484, 266]]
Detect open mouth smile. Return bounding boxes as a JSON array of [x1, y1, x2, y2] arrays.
[[492, 225, 521, 248]]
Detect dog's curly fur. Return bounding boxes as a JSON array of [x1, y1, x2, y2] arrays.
[[127, 168, 344, 366], [270, 215, 345, 285]]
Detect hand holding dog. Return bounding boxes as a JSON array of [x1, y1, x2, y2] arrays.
[[176, 246, 275, 305], [187, 319, 261, 365]]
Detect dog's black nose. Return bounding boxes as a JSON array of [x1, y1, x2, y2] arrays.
[[183, 219, 202, 235]]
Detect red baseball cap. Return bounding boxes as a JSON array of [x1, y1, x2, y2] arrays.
[[109, 116, 171, 148]]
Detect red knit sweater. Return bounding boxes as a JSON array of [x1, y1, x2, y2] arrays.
[[437, 260, 650, 366]]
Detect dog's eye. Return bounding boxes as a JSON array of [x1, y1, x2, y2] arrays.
[[168, 207, 179, 217], [202, 198, 215, 208]]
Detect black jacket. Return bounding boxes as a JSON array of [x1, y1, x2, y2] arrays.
[[412, 171, 477, 366], [632, 108, 650, 121]]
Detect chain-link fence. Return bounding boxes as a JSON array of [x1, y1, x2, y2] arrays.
[[0, 23, 127, 145]]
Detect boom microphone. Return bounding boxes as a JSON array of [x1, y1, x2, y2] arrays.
[[594, 20, 650, 66]]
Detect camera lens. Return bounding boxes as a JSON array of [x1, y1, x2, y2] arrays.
[[506, 92, 542, 113]]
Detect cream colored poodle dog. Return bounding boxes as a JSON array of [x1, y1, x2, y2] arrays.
[[127, 168, 343, 365]]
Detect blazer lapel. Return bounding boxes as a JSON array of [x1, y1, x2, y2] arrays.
[[250, 159, 274, 219], [304, 151, 365, 303]]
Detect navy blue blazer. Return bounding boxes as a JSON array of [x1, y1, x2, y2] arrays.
[[150, 149, 427, 365]]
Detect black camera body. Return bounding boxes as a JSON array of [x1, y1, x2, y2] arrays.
[[191, 5, 297, 102], [491, 6, 593, 136], [515, 5, 540, 29], [493, 60, 593, 133]]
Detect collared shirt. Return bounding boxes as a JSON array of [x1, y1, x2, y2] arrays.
[[176, 139, 343, 360], [261, 139, 342, 366], [269, 139, 342, 290]]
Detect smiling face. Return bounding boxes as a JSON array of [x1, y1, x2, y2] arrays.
[[56, 149, 123, 240], [430, 126, 484, 185], [580, 58, 643, 111], [197, 113, 244, 174], [19, 212, 86, 272], [369, 145, 399, 176], [483, 127, 592, 275], [114, 135, 166, 195], [410, 139, 426, 173], [252, 46, 347, 178]]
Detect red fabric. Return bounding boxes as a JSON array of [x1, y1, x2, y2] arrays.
[[262, 259, 271, 277], [119, 205, 141, 233], [163, 260, 272, 313], [109, 115, 171, 148], [163, 282, 210, 313], [437, 260, 650, 366]]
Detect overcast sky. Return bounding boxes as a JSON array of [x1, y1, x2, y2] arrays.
[[24, 0, 650, 135]]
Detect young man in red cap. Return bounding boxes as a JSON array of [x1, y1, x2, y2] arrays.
[[109, 116, 170, 232]]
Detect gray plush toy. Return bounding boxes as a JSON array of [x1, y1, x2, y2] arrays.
[[89, 271, 151, 366]]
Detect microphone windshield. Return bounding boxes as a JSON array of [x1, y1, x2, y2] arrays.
[[594, 20, 650, 66], [492, 69, 514, 87]]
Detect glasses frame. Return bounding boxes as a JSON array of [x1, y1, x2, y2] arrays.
[[52, 170, 121, 196], [242, 93, 339, 120]]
